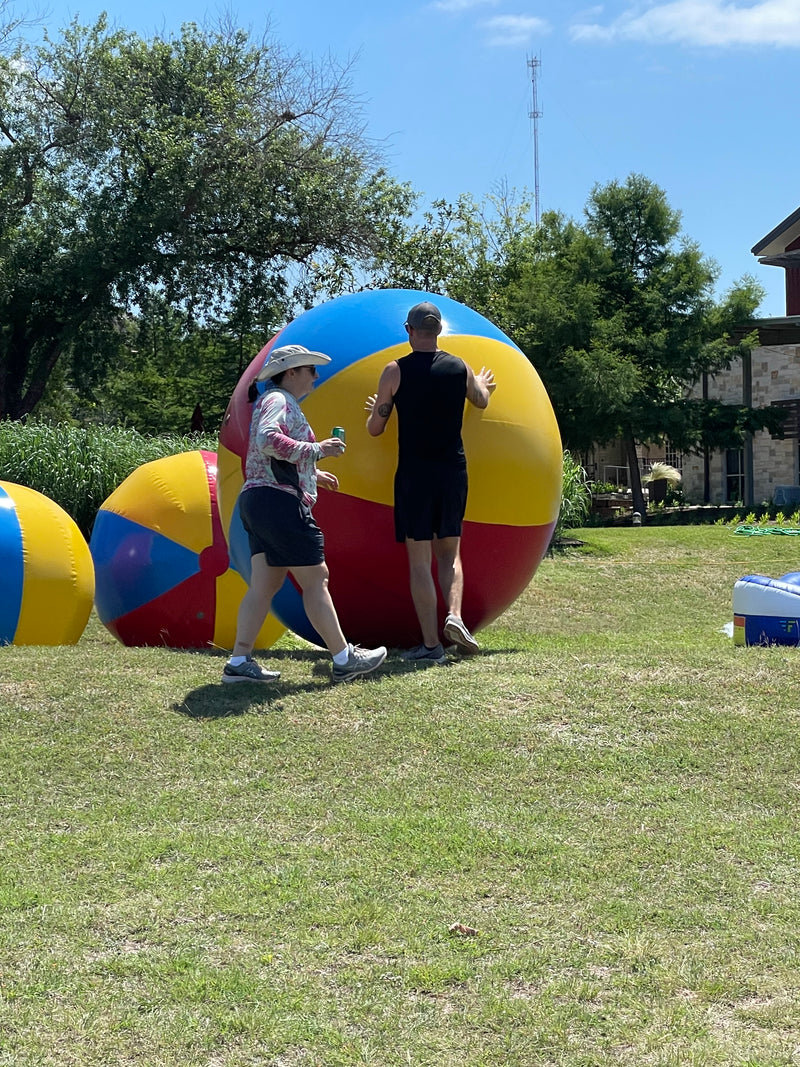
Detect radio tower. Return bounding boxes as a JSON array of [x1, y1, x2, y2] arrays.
[[527, 54, 542, 225]]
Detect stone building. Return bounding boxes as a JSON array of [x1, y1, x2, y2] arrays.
[[681, 320, 800, 506], [586, 204, 800, 506]]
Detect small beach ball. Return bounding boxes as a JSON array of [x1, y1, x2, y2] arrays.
[[0, 481, 94, 645], [218, 289, 563, 649], [90, 450, 284, 650]]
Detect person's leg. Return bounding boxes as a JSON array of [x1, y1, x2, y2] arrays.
[[290, 562, 348, 655], [436, 536, 479, 654], [434, 470, 478, 653], [291, 562, 387, 682], [231, 553, 287, 657], [432, 535, 464, 618], [405, 538, 440, 648]]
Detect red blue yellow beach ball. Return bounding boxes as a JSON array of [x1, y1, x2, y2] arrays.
[[90, 450, 284, 649], [218, 289, 562, 649]]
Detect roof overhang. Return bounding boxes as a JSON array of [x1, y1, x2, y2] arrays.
[[757, 251, 800, 269], [732, 316, 800, 346], [752, 206, 800, 256]]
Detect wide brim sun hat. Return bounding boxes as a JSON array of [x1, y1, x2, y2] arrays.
[[256, 344, 331, 381]]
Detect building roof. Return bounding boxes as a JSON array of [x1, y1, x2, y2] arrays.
[[732, 316, 800, 345], [752, 205, 800, 257]]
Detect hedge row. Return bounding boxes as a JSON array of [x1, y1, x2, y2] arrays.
[[0, 423, 218, 538]]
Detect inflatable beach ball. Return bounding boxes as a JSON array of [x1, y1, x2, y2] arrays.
[[90, 450, 284, 650], [0, 481, 94, 645], [218, 289, 563, 649]]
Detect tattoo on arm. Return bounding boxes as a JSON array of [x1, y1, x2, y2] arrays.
[[377, 402, 393, 418]]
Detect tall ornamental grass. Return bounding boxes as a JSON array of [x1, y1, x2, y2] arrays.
[[554, 449, 591, 540], [0, 422, 218, 537]]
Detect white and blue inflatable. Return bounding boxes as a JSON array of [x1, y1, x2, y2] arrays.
[[733, 572, 800, 646]]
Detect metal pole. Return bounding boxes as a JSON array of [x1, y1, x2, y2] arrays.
[[528, 55, 542, 226]]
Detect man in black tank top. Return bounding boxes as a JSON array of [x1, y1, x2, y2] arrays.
[[366, 301, 496, 662]]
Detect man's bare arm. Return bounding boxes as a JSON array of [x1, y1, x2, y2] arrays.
[[366, 362, 400, 436]]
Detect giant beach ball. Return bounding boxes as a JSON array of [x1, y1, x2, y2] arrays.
[[90, 450, 284, 650], [0, 481, 94, 645], [218, 289, 563, 649]]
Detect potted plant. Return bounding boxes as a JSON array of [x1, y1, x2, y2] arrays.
[[643, 461, 682, 505]]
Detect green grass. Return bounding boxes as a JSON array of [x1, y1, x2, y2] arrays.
[[2, 525, 800, 1065]]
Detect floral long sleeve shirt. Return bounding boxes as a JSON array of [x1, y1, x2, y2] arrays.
[[242, 387, 323, 507]]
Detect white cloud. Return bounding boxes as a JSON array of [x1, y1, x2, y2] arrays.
[[481, 14, 551, 46], [431, 0, 500, 12], [571, 0, 800, 47]]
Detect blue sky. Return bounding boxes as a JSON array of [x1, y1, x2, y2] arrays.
[[34, 0, 800, 317]]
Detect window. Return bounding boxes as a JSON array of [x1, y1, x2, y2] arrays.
[[726, 448, 744, 502], [771, 398, 800, 439], [664, 444, 683, 471]]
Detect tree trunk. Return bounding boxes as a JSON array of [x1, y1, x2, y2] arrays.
[[623, 431, 647, 516]]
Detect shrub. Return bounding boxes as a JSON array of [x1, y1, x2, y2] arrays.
[[555, 451, 591, 539], [0, 422, 218, 537]]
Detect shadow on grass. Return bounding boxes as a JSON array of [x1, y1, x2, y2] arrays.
[[171, 646, 484, 719]]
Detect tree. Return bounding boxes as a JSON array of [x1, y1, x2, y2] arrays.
[[497, 175, 784, 513], [370, 185, 537, 320], [0, 17, 413, 420]]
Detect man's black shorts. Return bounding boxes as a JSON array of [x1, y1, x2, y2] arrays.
[[394, 462, 468, 543], [239, 485, 325, 567]]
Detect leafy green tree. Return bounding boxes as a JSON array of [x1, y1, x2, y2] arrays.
[[370, 185, 536, 320], [497, 175, 784, 513], [37, 293, 278, 434], [0, 16, 413, 420]]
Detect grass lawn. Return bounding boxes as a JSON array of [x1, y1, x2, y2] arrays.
[[1, 524, 800, 1065]]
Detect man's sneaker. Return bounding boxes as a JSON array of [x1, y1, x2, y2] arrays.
[[332, 643, 387, 684], [443, 614, 480, 654], [222, 657, 280, 684], [400, 642, 447, 665]]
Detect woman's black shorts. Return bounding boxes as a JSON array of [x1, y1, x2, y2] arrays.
[[239, 486, 325, 567]]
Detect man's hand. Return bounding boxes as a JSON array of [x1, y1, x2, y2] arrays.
[[365, 393, 377, 414], [477, 367, 496, 395], [466, 364, 496, 408]]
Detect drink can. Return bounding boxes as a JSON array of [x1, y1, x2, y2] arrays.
[[331, 426, 346, 443]]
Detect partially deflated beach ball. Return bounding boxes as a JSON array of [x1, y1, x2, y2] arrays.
[[0, 481, 94, 645], [90, 450, 284, 650], [218, 289, 563, 649]]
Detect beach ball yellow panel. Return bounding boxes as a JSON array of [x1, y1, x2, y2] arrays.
[[0, 481, 94, 645]]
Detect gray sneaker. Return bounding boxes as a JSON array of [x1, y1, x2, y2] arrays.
[[222, 657, 280, 684], [332, 643, 387, 684], [400, 642, 446, 664], [443, 614, 479, 654]]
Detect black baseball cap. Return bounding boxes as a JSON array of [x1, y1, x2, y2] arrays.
[[405, 302, 442, 331]]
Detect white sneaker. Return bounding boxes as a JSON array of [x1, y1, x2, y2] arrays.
[[222, 657, 280, 683], [332, 644, 387, 684], [443, 614, 479, 654]]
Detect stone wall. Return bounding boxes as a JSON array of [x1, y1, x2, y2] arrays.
[[681, 344, 800, 504]]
